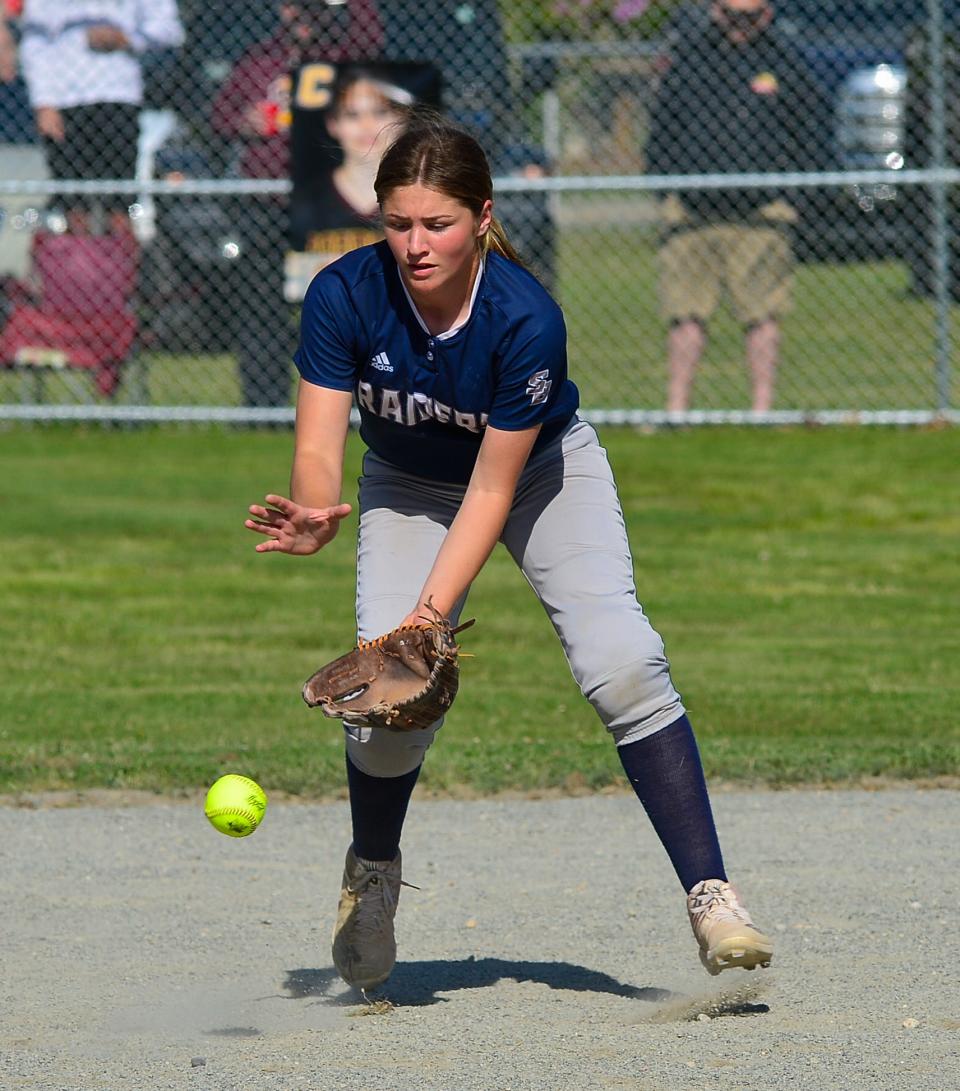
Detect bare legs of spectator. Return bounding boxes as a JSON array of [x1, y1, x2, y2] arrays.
[[666, 318, 706, 412], [667, 316, 779, 412], [745, 317, 779, 413]]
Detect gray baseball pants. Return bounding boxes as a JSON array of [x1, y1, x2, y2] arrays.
[[345, 417, 685, 777]]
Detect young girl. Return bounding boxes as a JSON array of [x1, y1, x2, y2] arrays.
[[289, 66, 411, 260], [245, 114, 773, 993]]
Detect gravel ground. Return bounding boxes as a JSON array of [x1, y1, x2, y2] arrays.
[[1, 787, 957, 1091]]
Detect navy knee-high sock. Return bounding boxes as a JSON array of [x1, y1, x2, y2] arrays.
[[346, 756, 421, 862], [617, 714, 727, 893]]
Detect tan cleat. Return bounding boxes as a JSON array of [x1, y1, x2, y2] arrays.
[[332, 847, 404, 991], [687, 878, 774, 976]]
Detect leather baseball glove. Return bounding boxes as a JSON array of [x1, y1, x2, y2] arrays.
[[302, 603, 474, 731]]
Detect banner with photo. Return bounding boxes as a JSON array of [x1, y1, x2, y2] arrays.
[[285, 60, 442, 301]]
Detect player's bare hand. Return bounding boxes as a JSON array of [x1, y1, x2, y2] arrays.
[[398, 604, 428, 629], [398, 599, 451, 629], [245, 494, 352, 555]]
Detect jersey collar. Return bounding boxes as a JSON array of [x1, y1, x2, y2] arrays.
[[397, 256, 485, 341]]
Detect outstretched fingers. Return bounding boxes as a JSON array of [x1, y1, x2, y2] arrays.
[[308, 502, 352, 526], [263, 493, 293, 509], [244, 497, 291, 546], [244, 495, 352, 555], [253, 536, 286, 553], [244, 516, 284, 537]]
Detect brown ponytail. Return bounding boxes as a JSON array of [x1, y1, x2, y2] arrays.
[[375, 109, 525, 266], [483, 216, 522, 263]]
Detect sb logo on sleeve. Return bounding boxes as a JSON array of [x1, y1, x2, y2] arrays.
[[526, 370, 552, 405]]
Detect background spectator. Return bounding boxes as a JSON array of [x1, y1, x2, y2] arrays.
[[646, 0, 828, 412], [2, 0, 184, 234], [211, 0, 382, 183], [211, 0, 382, 409], [0, 8, 36, 143]]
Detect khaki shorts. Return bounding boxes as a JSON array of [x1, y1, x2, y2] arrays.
[[658, 221, 794, 326]]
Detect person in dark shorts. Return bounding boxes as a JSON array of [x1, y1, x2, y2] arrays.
[[6, 0, 184, 229]]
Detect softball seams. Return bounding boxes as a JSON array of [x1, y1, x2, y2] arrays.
[[231, 775, 266, 798], [211, 776, 267, 813], [231, 776, 261, 790], [205, 807, 260, 825]]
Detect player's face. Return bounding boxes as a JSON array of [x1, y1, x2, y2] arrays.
[[327, 82, 403, 166], [381, 184, 493, 304]]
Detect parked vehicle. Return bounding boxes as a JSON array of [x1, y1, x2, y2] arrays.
[[901, 17, 960, 296], [774, 0, 922, 261], [650, 0, 930, 261]]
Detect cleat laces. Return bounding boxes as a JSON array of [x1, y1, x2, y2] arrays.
[[688, 880, 755, 929], [349, 870, 418, 942], [351, 871, 397, 941]]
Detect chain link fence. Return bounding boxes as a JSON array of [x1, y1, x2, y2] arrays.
[[0, 0, 958, 424]]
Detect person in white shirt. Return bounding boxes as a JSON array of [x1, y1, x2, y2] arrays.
[[1, 0, 183, 227]]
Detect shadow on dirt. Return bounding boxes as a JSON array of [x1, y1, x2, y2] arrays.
[[282, 958, 771, 1021], [283, 956, 678, 1007]]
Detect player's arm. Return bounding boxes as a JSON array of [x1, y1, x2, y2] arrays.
[[290, 379, 353, 507], [404, 423, 540, 623], [244, 380, 354, 555]]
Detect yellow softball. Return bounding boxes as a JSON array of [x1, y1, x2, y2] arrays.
[[204, 774, 268, 838]]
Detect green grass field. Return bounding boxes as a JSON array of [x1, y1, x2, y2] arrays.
[[1, 424, 957, 798]]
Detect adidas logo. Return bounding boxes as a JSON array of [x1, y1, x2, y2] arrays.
[[370, 351, 393, 372]]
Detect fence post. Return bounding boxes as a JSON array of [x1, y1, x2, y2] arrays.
[[928, 0, 953, 411]]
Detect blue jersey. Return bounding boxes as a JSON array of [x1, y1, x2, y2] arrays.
[[294, 241, 580, 484]]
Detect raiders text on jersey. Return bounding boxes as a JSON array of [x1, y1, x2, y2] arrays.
[[357, 381, 488, 433]]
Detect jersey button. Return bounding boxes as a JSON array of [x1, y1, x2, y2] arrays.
[[427, 351, 434, 361]]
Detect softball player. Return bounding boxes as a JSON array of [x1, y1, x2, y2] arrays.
[[245, 114, 773, 992]]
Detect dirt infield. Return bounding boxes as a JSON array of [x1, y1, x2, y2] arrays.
[[1, 788, 957, 1090]]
